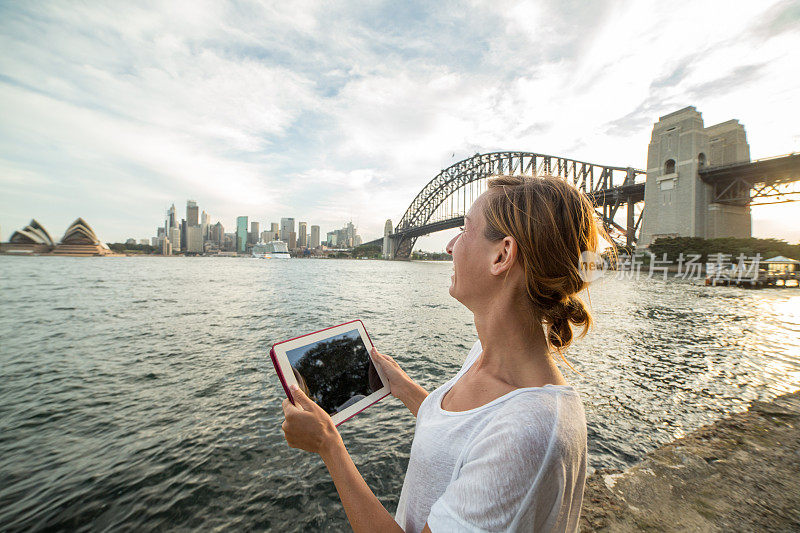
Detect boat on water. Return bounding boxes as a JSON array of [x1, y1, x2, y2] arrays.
[[252, 240, 290, 259]]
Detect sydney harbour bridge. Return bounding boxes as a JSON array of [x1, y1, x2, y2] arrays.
[[366, 107, 800, 259]]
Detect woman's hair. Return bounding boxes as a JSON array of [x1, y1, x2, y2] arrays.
[[482, 174, 613, 355]]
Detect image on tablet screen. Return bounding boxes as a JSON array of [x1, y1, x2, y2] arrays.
[[285, 329, 382, 416]]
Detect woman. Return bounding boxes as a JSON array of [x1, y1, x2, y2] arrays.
[[282, 174, 608, 532]]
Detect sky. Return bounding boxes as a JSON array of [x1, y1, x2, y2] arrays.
[[1, 0, 799, 251]]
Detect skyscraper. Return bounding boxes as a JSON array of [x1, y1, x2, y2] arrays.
[[166, 204, 177, 230], [180, 219, 187, 251], [236, 216, 248, 253], [298, 222, 307, 248], [289, 231, 297, 250], [211, 222, 224, 245], [169, 227, 181, 253], [187, 226, 203, 253], [186, 200, 199, 227], [280, 218, 295, 242], [310, 225, 320, 248], [201, 210, 210, 240], [250, 221, 260, 244], [270, 222, 279, 241]]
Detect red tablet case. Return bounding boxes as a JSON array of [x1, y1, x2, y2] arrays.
[[270, 319, 390, 426]]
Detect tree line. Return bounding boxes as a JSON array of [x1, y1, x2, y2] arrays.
[[646, 236, 800, 263]]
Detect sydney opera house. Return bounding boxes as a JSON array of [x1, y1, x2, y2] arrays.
[[0, 218, 115, 256]]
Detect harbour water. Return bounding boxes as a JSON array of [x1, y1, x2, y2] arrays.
[[1, 256, 798, 531]]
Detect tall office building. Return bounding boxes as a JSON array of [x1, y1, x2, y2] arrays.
[[211, 222, 224, 246], [260, 230, 270, 243], [180, 219, 187, 251], [289, 231, 297, 250], [310, 225, 320, 248], [166, 204, 177, 230], [186, 200, 199, 227], [280, 218, 295, 242], [236, 216, 248, 253], [201, 211, 210, 239], [249, 221, 260, 244], [169, 226, 181, 254], [298, 222, 307, 248], [187, 226, 203, 253]]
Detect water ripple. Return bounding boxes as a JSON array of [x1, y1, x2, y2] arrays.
[[0, 256, 798, 530]]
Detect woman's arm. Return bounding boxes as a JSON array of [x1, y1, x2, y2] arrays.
[[282, 386, 404, 532], [370, 347, 428, 417], [394, 378, 429, 418], [320, 438, 404, 533]]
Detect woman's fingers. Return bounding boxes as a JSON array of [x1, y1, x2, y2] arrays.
[[289, 385, 318, 412]]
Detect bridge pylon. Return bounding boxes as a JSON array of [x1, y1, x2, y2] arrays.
[[639, 106, 751, 248], [382, 219, 395, 259]]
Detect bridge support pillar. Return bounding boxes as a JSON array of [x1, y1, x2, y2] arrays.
[[382, 219, 395, 259], [639, 106, 751, 249], [626, 199, 635, 249]]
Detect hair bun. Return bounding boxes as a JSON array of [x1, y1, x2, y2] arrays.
[[546, 295, 590, 349]]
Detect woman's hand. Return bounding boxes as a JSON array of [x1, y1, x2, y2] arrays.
[[369, 347, 412, 399], [282, 385, 342, 456], [370, 347, 428, 417]]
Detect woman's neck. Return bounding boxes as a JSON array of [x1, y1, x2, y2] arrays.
[[472, 298, 567, 388]]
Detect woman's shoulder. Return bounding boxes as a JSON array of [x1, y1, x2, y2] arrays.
[[479, 387, 586, 449]]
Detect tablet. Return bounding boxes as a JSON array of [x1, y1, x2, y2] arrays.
[[270, 319, 390, 426]]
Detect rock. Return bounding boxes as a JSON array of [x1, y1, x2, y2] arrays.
[[580, 390, 800, 532]]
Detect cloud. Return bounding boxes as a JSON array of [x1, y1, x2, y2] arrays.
[[0, 0, 799, 248], [687, 64, 767, 100]]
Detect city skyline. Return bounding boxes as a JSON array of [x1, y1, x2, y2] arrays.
[[149, 197, 354, 254], [1, 2, 799, 251]]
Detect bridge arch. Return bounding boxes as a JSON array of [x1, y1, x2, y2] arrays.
[[389, 151, 645, 259]]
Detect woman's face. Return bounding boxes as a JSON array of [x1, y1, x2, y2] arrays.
[[445, 193, 498, 310]]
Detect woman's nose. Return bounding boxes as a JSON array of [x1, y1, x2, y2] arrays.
[[446, 234, 457, 255]]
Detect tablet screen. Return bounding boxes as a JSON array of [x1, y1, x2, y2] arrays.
[[285, 328, 382, 416]]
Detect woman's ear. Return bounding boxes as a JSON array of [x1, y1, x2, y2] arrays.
[[490, 236, 517, 276]]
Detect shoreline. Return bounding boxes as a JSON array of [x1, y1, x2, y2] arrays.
[[580, 390, 800, 532]]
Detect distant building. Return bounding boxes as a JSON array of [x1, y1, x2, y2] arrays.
[[139, 239, 149, 246], [201, 210, 209, 240], [260, 230, 269, 243], [298, 222, 307, 248], [236, 216, 248, 253], [166, 204, 177, 230], [327, 221, 360, 248], [211, 222, 224, 246], [162, 237, 172, 256], [186, 226, 203, 253], [169, 227, 181, 253], [270, 222, 279, 240], [289, 231, 297, 250], [280, 218, 295, 242], [186, 200, 199, 227], [180, 219, 187, 251], [327, 231, 338, 247], [51, 218, 113, 256], [249, 221, 260, 244], [151, 236, 159, 247], [125, 238, 136, 246], [310, 225, 320, 248], [0, 219, 55, 254], [223, 232, 235, 252]]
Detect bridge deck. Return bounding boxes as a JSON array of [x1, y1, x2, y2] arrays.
[[699, 153, 800, 184]]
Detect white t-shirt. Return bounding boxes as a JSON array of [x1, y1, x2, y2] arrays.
[[394, 340, 587, 533]]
